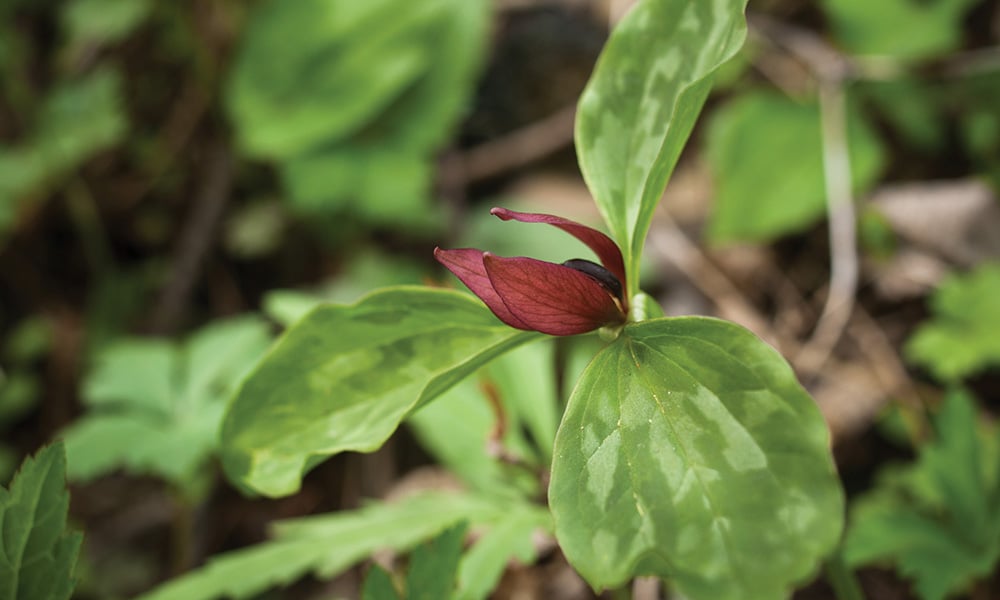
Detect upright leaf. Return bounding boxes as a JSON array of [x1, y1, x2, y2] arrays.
[[0, 442, 82, 600], [576, 0, 748, 296], [550, 317, 842, 598], [221, 287, 537, 497]]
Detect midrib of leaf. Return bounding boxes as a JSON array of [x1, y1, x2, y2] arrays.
[[626, 331, 790, 591], [625, 336, 742, 588], [255, 324, 532, 452]]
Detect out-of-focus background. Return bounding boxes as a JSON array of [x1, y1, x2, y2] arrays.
[[1, 0, 999, 598]]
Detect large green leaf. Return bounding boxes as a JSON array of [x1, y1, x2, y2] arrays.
[[844, 389, 1000, 600], [0, 442, 82, 600], [705, 91, 885, 244], [575, 0, 748, 297], [549, 317, 843, 597], [220, 287, 538, 497], [137, 491, 502, 600], [906, 262, 1000, 381]]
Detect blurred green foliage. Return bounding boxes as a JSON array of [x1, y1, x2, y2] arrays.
[[226, 0, 489, 227], [61, 317, 272, 498], [821, 0, 979, 60], [906, 262, 1000, 381], [845, 389, 1000, 600], [704, 91, 885, 243], [0, 69, 126, 237]]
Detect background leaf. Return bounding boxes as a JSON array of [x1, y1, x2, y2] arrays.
[[62, 317, 272, 487], [136, 491, 502, 600], [821, 0, 979, 61], [405, 522, 467, 600], [844, 389, 1000, 600], [549, 317, 843, 598], [575, 0, 749, 297], [0, 442, 82, 600], [220, 287, 538, 497], [705, 90, 885, 243], [225, 0, 488, 225], [905, 262, 1000, 381]]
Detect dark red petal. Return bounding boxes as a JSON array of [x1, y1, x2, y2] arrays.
[[490, 207, 627, 301], [483, 254, 625, 336], [433, 247, 531, 330]]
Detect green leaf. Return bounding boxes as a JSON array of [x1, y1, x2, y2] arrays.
[[221, 287, 538, 497], [906, 262, 1000, 381], [363, 565, 401, 600], [575, 0, 749, 297], [549, 317, 843, 597], [136, 491, 503, 600], [62, 317, 272, 487], [821, 0, 979, 61], [705, 91, 885, 244], [456, 505, 550, 600], [62, 0, 153, 46], [844, 389, 1000, 600], [0, 68, 126, 205], [0, 442, 82, 600], [226, 0, 487, 223], [406, 522, 467, 600]]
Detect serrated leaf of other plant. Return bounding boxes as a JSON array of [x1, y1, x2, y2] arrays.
[[363, 565, 401, 600], [550, 317, 843, 598], [406, 522, 467, 600], [63, 316, 272, 485], [576, 0, 748, 297], [137, 491, 503, 600], [844, 389, 1000, 600], [220, 287, 538, 497], [906, 262, 1000, 381], [0, 442, 82, 600]]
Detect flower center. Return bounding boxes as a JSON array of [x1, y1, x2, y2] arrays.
[[562, 259, 623, 301]]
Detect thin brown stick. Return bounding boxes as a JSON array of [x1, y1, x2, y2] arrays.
[[458, 104, 577, 184], [646, 216, 788, 353], [148, 143, 234, 334]]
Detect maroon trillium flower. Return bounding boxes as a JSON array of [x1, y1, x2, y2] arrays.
[[434, 207, 628, 336]]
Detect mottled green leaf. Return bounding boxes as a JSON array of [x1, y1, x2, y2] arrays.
[[137, 491, 502, 600], [0, 442, 82, 600], [821, 0, 978, 61], [844, 389, 1000, 600], [550, 317, 843, 598], [221, 287, 538, 497], [576, 0, 748, 296], [906, 262, 1000, 381], [705, 91, 884, 243]]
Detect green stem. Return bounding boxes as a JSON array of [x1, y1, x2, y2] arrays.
[[826, 552, 865, 600]]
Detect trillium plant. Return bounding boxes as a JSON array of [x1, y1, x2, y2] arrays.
[[218, 1, 845, 598]]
